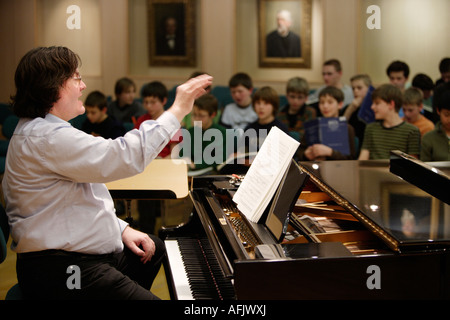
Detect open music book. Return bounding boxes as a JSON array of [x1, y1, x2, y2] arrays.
[[232, 126, 300, 223]]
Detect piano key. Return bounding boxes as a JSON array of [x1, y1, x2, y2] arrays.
[[164, 239, 194, 300], [167, 237, 235, 300]]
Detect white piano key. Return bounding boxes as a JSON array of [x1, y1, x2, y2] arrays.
[[165, 239, 194, 300]]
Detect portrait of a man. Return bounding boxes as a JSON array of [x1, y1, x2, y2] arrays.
[[258, 0, 311, 68], [156, 15, 186, 56], [266, 9, 301, 58], [148, 0, 196, 66]]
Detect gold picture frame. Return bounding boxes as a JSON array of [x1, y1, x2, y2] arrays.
[[258, 0, 312, 68], [147, 0, 196, 67]]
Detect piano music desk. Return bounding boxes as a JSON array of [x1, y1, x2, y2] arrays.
[[106, 159, 189, 224]]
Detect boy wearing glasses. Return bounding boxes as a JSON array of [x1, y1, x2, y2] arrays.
[[183, 94, 228, 172]]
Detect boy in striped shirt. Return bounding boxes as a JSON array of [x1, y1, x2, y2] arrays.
[[358, 84, 420, 160]]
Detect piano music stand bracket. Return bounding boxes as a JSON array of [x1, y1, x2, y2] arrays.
[[259, 159, 310, 243], [106, 159, 189, 224]]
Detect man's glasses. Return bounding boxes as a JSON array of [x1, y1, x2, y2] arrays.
[[72, 73, 82, 84]]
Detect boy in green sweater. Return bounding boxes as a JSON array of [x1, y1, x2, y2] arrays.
[[184, 94, 228, 172], [358, 84, 420, 160]]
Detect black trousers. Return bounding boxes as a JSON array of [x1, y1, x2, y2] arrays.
[[16, 234, 166, 300]]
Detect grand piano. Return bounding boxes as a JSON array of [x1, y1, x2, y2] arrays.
[[161, 152, 450, 300]]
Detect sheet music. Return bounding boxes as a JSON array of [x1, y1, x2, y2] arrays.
[[233, 126, 300, 223]]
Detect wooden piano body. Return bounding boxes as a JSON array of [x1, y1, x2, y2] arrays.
[[161, 158, 450, 300]]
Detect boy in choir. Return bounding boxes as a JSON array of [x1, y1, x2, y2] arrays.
[[341, 74, 373, 152], [134, 81, 183, 234], [219, 72, 258, 130], [402, 87, 435, 136], [307, 59, 354, 109], [420, 89, 450, 161], [135, 81, 182, 158], [358, 84, 421, 160], [81, 90, 125, 139], [241, 86, 289, 153], [277, 77, 316, 141], [435, 57, 450, 86], [386, 60, 410, 92], [299, 86, 356, 160], [107, 77, 146, 124], [182, 94, 228, 172], [411, 73, 436, 123]]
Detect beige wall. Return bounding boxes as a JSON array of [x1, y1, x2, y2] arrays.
[[0, 0, 449, 102]]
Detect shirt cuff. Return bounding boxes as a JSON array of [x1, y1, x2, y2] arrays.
[[118, 218, 129, 233]]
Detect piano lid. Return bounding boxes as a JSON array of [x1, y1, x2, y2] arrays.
[[298, 160, 450, 252]]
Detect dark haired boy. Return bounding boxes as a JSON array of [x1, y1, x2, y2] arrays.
[[82, 90, 125, 139], [386, 60, 410, 92], [241, 86, 289, 153], [359, 84, 420, 160], [135, 81, 182, 158]]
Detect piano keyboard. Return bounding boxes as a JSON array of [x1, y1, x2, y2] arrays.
[[165, 237, 235, 300]]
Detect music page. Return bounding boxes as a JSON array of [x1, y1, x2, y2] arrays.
[[232, 127, 300, 223]]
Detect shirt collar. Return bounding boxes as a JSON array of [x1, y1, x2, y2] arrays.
[[45, 113, 69, 124]]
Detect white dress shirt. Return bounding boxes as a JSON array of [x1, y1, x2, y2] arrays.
[[2, 112, 179, 254]]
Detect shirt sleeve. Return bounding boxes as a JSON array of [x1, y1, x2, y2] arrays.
[[42, 111, 180, 183]]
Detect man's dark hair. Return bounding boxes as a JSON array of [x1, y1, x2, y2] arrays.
[[11, 46, 81, 118]]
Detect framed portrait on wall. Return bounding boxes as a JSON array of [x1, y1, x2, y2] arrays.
[[258, 0, 312, 68], [147, 0, 196, 67]]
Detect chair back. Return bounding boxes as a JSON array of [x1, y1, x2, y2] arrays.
[[2, 115, 19, 139]]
